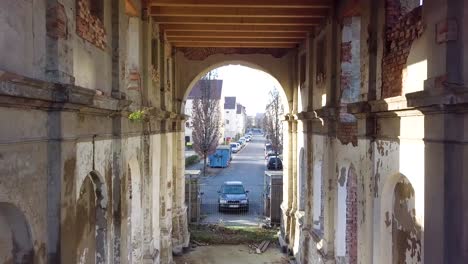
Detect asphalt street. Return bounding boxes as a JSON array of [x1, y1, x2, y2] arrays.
[[199, 135, 268, 226]]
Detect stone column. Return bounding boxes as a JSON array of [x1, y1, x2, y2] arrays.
[[406, 0, 468, 263], [288, 118, 298, 251], [45, 0, 74, 83], [159, 131, 174, 264], [280, 115, 299, 252], [171, 119, 190, 254]]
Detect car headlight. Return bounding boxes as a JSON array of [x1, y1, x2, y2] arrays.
[[240, 199, 248, 204], [220, 199, 227, 204]]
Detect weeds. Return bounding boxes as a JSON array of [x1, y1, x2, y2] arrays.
[[189, 224, 278, 245]]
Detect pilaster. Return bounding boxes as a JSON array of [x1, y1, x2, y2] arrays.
[[45, 0, 75, 84]]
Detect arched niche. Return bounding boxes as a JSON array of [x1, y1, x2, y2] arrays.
[[0, 202, 34, 264], [127, 159, 143, 262], [335, 163, 358, 263], [312, 160, 323, 232], [298, 148, 306, 211], [76, 171, 107, 264], [378, 173, 422, 264]]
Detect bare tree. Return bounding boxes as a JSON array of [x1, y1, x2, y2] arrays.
[[192, 71, 221, 176], [264, 89, 284, 156]]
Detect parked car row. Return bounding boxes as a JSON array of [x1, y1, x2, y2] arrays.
[[229, 134, 252, 153]]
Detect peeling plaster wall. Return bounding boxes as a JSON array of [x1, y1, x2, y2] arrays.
[[0, 109, 48, 263], [0, 0, 47, 80], [73, 0, 113, 92]]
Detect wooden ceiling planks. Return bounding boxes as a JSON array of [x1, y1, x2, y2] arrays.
[[150, 0, 331, 48]]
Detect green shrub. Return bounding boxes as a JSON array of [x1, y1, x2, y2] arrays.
[[185, 154, 200, 167]]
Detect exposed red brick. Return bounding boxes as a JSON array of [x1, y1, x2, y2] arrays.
[[381, 6, 423, 98], [76, 0, 107, 50], [341, 41, 352, 63], [346, 167, 358, 264], [46, 3, 68, 39], [337, 121, 358, 146]]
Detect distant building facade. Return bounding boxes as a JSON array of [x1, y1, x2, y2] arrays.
[[223, 97, 247, 140]]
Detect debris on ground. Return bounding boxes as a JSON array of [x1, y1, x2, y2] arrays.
[[255, 240, 271, 254], [191, 240, 209, 246], [189, 224, 278, 245]]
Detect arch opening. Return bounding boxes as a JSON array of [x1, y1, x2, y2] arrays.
[[379, 173, 422, 264], [76, 171, 107, 264], [181, 61, 290, 114], [0, 202, 34, 264], [182, 62, 288, 226], [127, 161, 143, 262]]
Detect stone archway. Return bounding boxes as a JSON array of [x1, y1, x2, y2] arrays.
[[179, 60, 291, 115], [76, 171, 107, 264], [0, 203, 34, 264], [391, 177, 421, 263], [378, 173, 422, 264], [175, 49, 296, 115]]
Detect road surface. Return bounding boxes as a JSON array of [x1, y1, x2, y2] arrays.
[[199, 135, 267, 225]]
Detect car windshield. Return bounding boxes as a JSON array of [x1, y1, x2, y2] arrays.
[[269, 158, 282, 164], [222, 185, 245, 194], [230, 144, 237, 147]]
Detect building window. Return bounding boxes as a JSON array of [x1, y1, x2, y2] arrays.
[[186, 122, 190, 128], [226, 120, 229, 125]]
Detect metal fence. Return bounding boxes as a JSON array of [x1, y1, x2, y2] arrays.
[[186, 173, 283, 226]]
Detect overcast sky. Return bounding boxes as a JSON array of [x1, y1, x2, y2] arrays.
[[215, 65, 280, 116]]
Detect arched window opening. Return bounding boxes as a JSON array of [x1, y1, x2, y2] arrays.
[[392, 177, 421, 263], [76, 172, 107, 264], [128, 162, 143, 262], [298, 148, 306, 211], [312, 161, 323, 234], [336, 164, 357, 263], [0, 203, 34, 264]]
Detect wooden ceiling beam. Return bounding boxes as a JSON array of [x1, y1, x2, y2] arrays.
[[154, 16, 321, 26], [160, 24, 314, 32], [150, 0, 332, 8], [172, 42, 297, 48], [167, 37, 301, 43], [165, 31, 307, 38], [151, 6, 328, 18]]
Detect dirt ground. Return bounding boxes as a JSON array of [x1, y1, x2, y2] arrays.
[[174, 245, 289, 264]]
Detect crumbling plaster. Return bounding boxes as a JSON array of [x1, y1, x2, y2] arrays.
[[0, 0, 47, 81]]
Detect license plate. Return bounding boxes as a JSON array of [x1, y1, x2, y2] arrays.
[[229, 205, 239, 208]]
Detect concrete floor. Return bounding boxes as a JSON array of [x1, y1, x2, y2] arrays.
[[174, 245, 289, 264]]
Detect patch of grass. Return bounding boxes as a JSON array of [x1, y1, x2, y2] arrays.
[[189, 225, 278, 245], [185, 155, 200, 168]]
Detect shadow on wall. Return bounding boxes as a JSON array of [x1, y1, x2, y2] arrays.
[[0, 202, 34, 263]]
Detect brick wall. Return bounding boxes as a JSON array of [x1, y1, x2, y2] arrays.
[[345, 167, 358, 264], [337, 121, 358, 146], [381, 4, 423, 98], [76, 0, 107, 49], [46, 3, 68, 39]]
